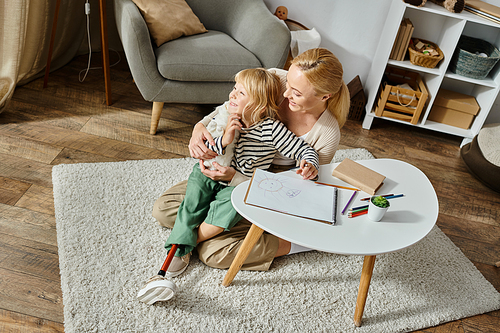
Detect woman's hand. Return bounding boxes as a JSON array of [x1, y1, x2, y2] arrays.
[[189, 123, 218, 160], [222, 114, 243, 147], [199, 160, 236, 182], [296, 160, 318, 180]]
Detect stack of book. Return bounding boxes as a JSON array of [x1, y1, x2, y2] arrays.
[[465, 0, 500, 24], [389, 18, 414, 61]]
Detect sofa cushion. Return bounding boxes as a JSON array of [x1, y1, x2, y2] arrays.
[[155, 30, 262, 82], [132, 0, 207, 47]]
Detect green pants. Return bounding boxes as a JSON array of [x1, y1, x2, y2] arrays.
[[165, 165, 241, 257]]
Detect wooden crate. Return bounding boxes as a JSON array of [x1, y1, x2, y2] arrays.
[[374, 67, 428, 124]]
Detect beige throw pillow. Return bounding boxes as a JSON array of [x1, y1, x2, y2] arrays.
[[132, 0, 207, 47]]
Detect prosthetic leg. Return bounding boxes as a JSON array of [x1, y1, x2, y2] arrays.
[[137, 244, 179, 305]]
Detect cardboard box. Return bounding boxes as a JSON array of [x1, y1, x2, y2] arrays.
[[428, 89, 480, 129], [434, 89, 480, 115], [428, 106, 475, 129]]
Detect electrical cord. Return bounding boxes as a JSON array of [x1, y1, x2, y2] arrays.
[[79, 0, 121, 83]]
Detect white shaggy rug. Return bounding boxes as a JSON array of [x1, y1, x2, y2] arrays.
[[52, 149, 500, 333]]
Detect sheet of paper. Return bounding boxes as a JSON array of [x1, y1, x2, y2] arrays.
[[244, 169, 336, 223]]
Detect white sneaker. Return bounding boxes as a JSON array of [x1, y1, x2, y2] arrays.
[[137, 275, 176, 305], [166, 252, 190, 278]]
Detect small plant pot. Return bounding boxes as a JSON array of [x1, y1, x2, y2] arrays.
[[368, 196, 390, 221]]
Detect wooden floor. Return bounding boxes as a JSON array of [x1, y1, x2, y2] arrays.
[[0, 53, 499, 332]]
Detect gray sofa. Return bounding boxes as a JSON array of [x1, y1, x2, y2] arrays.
[[114, 0, 291, 134]]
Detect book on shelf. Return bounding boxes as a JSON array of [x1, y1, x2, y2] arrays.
[[466, 0, 500, 18], [395, 19, 409, 61], [390, 18, 414, 61], [398, 18, 414, 61], [389, 20, 405, 60], [465, 0, 500, 24]]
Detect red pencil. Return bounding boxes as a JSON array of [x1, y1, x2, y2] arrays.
[[348, 209, 368, 218]]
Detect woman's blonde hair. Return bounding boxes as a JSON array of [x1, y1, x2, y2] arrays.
[[291, 48, 350, 128], [234, 68, 281, 126]]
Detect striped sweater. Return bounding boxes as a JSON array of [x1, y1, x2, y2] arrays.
[[200, 68, 340, 186], [206, 118, 319, 177]]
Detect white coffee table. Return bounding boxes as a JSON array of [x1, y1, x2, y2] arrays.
[[222, 159, 439, 327]]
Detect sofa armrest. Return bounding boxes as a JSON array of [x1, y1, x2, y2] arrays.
[[114, 0, 164, 101], [188, 0, 291, 69]]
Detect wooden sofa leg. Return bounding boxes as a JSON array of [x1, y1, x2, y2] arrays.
[[150, 102, 164, 135]]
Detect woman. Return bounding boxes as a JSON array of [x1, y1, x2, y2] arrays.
[[152, 48, 350, 275]]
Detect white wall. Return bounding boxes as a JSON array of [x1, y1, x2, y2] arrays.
[[264, 0, 500, 125], [263, 0, 392, 86]]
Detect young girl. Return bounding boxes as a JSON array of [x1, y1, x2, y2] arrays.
[[163, 68, 319, 277]]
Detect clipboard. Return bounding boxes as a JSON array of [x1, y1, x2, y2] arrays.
[[244, 169, 338, 224]]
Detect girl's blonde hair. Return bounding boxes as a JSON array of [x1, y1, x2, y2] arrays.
[[291, 48, 350, 128], [234, 68, 281, 126]]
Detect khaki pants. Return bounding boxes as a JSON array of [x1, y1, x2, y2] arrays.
[[152, 179, 280, 271]]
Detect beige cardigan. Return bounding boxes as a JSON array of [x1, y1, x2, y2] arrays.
[[200, 68, 341, 186]]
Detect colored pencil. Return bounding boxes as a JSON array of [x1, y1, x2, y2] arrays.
[[348, 210, 368, 218], [360, 194, 394, 201], [315, 182, 359, 191], [341, 190, 357, 215], [384, 194, 404, 199], [350, 206, 368, 212], [350, 211, 367, 217], [350, 204, 369, 211], [350, 207, 368, 214]]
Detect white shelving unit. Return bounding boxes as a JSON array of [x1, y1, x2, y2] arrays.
[[362, 0, 500, 146]]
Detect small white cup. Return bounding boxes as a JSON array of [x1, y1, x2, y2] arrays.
[[367, 196, 390, 221]]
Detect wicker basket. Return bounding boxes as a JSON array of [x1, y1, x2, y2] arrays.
[[449, 35, 500, 80], [408, 38, 444, 68]]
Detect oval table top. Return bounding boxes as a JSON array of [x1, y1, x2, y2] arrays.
[[231, 159, 439, 256]]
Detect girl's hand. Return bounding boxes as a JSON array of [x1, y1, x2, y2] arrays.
[[296, 160, 318, 180], [189, 123, 218, 160], [222, 114, 243, 147], [199, 160, 236, 182]]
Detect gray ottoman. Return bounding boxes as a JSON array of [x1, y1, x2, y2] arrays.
[[461, 123, 500, 193]]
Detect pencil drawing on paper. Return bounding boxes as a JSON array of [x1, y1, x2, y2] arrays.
[[256, 173, 301, 200], [245, 169, 336, 223]]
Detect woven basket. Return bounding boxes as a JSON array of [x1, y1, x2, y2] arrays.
[[449, 35, 500, 80], [408, 39, 444, 68]]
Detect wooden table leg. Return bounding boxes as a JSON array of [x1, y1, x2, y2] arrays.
[[222, 224, 264, 287], [99, 0, 112, 105], [353, 255, 376, 327]]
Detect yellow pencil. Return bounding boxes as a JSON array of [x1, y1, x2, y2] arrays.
[[315, 182, 359, 191]]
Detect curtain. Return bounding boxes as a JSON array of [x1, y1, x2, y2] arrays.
[[0, 0, 86, 112]]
